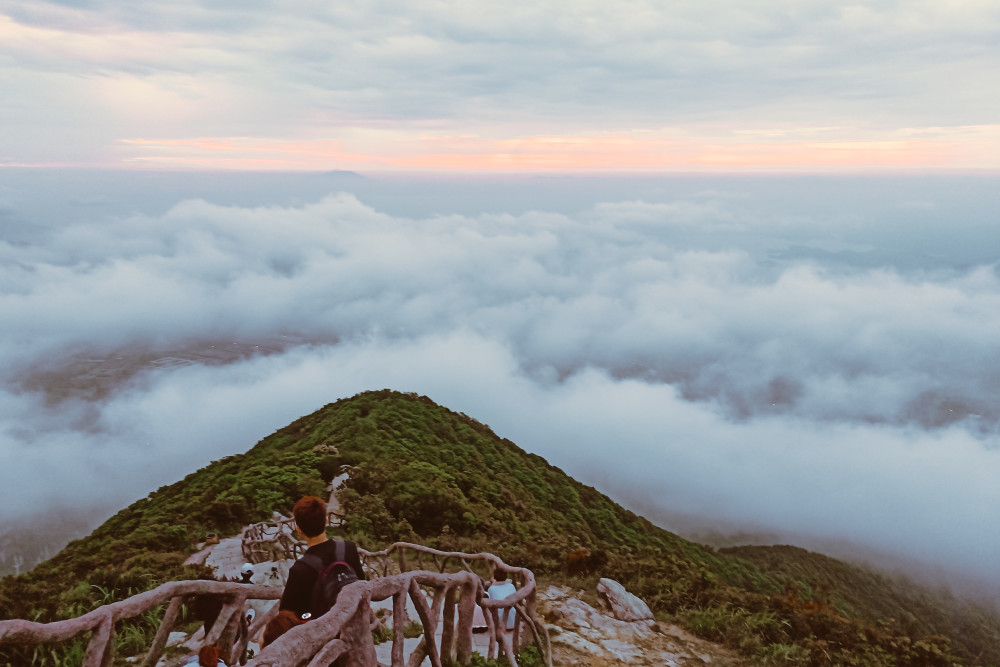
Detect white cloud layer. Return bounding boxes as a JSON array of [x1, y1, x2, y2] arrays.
[[2, 173, 1000, 592]]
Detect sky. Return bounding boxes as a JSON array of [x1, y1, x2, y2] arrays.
[[2, 0, 1000, 171], [2, 0, 1000, 597]]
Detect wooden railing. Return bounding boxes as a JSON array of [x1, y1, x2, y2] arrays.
[[356, 542, 551, 667], [242, 517, 303, 563], [0, 543, 550, 667], [0, 580, 279, 667], [241, 511, 341, 564]]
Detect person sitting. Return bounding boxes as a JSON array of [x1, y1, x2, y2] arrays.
[[487, 570, 518, 630], [278, 496, 367, 620]]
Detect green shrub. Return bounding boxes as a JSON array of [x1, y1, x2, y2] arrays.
[[402, 619, 423, 638], [371, 623, 393, 645], [679, 606, 734, 642], [516, 644, 545, 667]]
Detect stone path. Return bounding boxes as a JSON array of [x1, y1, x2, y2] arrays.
[[203, 537, 248, 581], [328, 472, 349, 519]]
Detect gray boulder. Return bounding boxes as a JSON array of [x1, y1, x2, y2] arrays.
[[597, 578, 654, 622]]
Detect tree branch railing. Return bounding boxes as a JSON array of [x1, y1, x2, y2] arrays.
[[0, 580, 280, 667], [0, 543, 550, 667], [241, 510, 342, 564], [242, 517, 303, 564], [357, 542, 551, 667]]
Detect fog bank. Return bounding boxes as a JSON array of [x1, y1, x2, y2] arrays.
[[2, 172, 999, 592]]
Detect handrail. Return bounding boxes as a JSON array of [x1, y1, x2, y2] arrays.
[[356, 542, 551, 667], [0, 544, 550, 667], [241, 511, 341, 564], [0, 580, 280, 667], [242, 517, 304, 563]]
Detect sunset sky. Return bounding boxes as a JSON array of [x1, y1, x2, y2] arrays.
[[3, 0, 1000, 172]]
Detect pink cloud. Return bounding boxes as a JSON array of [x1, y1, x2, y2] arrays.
[[117, 129, 1000, 173]]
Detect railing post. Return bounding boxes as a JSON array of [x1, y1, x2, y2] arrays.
[[141, 595, 183, 667], [524, 589, 553, 667], [204, 596, 240, 648], [512, 605, 521, 655], [82, 607, 114, 667], [338, 593, 377, 667], [440, 585, 457, 660], [391, 590, 407, 667], [455, 573, 476, 665], [218, 603, 244, 666], [408, 578, 442, 667], [482, 595, 498, 662]]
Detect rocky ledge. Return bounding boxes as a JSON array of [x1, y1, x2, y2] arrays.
[[537, 581, 743, 666]]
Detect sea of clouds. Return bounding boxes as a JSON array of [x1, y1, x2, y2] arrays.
[[1, 171, 999, 594]]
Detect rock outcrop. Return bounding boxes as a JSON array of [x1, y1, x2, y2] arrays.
[[597, 577, 654, 622], [538, 585, 743, 666]]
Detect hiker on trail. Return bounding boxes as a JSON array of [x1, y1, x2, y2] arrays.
[[190, 576, 225, 635], [279, 496, 366, 620], [487, 570, 518, 630]]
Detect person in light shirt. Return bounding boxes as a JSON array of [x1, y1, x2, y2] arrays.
[[487, 570, 518, 630]]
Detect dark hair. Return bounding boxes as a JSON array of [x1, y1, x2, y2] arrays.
[[198, 644, 221, 666], [494, 569, 508, 582], [262, 609, 301, 647], [292, 496, 328, 538]]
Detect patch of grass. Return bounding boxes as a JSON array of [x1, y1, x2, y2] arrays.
[[371, 623, 393, 645], [402, 619, 423, 639]]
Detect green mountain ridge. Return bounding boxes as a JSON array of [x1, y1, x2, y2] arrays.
[[2, 389, 999, 666]]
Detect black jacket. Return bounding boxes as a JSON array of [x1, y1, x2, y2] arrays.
[[278, 539, 366, 618]]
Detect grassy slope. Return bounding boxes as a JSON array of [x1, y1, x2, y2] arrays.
[[2, 390, 998, 665], [722, 545, 1000, 664]]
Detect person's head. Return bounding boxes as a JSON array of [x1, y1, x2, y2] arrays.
[[494, 570, 508, 582], [197, 644, 220, 666], [262, 610, 301, 647], [292, 496, 328, 538], [240, 563, 254, 582]]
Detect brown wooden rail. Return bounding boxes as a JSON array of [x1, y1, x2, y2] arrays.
[[0, 543, 550, 667], [0, 580, 279, 667], [356, 542, 551, 667], [241, 511, 340, 564], [242, 517, 303, 563]]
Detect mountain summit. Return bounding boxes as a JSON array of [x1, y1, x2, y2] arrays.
[[2, 390, 999, 665]]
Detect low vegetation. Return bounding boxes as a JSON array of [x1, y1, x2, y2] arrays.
[[2, 390, 999, 666]]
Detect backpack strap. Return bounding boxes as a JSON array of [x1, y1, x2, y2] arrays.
[[334, 539, 346, 564], [300, 541, 348, 573], [300, 552, 324, 573]]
